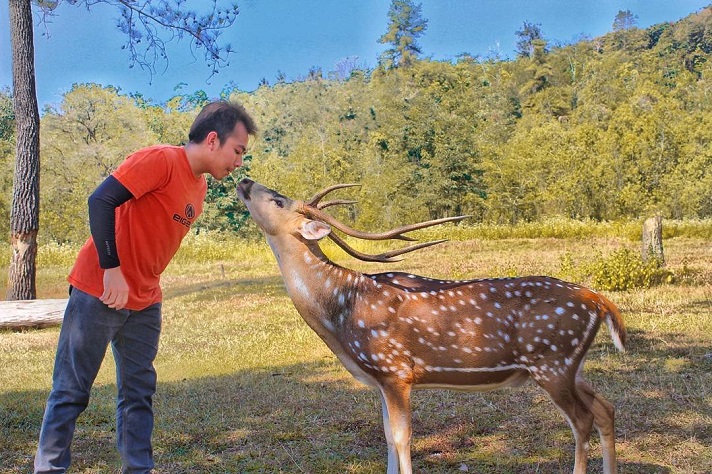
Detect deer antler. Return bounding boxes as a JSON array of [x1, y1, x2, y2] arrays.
[[317, 199, 359, 210], [327, 232, 449, 263], [297, 183, 469, 262], [307, 183, 361, 208]]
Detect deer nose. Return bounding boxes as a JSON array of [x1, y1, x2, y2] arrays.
[[236, 179, 254, 200]]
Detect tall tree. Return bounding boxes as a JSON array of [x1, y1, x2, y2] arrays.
[[378, 0, 428, 69], [6, 0, 238, 300], [612, 10, 638, 32], [515, 21, 545, 58], [8, 0, 40, 300]]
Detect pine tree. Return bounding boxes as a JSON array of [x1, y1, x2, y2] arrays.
[[378, 0, 428, 69]]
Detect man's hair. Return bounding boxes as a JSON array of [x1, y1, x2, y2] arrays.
[[188, 101, 258, 144]]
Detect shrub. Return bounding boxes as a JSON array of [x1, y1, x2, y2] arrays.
[[560, 248, 674, 291]]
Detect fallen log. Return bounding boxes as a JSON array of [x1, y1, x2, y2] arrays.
[[0, 299, 67, 329]]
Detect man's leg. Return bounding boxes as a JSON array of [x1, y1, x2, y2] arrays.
[[113, 302, 161, 474], [35, 288, 129, 473]]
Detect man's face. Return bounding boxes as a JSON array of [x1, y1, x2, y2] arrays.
[[211, 121, 249, 180]]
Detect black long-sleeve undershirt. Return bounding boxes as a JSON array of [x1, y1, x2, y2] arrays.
[[88, 175, 134, 269]]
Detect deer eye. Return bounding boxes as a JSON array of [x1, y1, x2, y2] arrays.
[[272, 198, 284, 208]]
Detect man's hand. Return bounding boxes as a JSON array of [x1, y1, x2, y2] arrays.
[[101, 266, 129, 310]]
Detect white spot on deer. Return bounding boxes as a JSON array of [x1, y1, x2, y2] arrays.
[[289, 271, 311, 300], [571, 338, 579, 346], [555, 307, 566, 316], [358, 320, 365, 328]]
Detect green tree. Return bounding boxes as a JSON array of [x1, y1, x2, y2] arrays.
[[613, 10, 638, 32], [39, 84, 158, 242], [378, 0, 428, 69], [515, 21, 545, 58], [0, 88, 14, 239], [6, 0, 239, 299]]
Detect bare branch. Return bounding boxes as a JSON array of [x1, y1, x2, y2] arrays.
[[52, 0, 239, 82]]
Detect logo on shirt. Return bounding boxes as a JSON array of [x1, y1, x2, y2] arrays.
[[185, 204, 195, 219], [173, 203, 196, 228]]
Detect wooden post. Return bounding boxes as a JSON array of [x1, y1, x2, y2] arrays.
[[642, 216, 664, 265]]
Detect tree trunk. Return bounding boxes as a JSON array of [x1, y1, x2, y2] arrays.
[[642, 216, 664, 265], [7, 0, 41, 300]]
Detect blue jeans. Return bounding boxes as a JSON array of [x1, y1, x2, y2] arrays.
[[34, 287, 162, 474]]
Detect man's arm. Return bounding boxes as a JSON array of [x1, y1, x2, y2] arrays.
[[88, 176, 134, 310]]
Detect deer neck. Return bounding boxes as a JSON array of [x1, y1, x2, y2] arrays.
[[265, 234, 360, 329]]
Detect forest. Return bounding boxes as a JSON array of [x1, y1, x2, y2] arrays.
[[1, 5, 712, 244]]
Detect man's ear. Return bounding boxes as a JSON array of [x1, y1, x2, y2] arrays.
[[206, 131, 219, 149], [298, 219, 331, 240]]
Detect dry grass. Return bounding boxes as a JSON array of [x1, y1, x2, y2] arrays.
[[1, 235, 710, 473]]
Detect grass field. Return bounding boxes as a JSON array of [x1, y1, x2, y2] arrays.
[[1, 226, 711, 473]]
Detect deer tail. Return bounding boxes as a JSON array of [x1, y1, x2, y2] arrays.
[[578, 287, 627, 352], [596, 292, 626, 352]]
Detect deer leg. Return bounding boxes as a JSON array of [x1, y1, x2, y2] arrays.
[[536, 377, 594, 474], [576, 379, 618, 474], [380, 391, 399, 474], [379, 382, 412, 474]]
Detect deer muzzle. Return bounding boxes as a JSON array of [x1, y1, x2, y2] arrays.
[[236, 178, 254, 201]]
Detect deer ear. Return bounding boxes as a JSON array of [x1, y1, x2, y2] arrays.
[[299, 220, 332, 241]]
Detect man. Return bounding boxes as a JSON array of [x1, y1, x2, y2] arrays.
[[34, 101, 258, 473]]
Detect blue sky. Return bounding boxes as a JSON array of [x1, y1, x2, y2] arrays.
[[1, 0, 709, 108]]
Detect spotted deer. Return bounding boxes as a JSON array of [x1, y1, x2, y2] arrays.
[[236, 179, 625, 474]]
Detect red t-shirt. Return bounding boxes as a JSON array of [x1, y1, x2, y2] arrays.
[[68, 145, 207, 310]]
